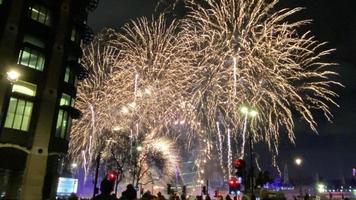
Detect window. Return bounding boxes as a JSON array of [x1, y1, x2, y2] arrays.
[[29, 4, 51, 26], [55, 109, 71, 139], [12, 81, 37, 96], [60, 93, 74, 107], [70, 28, 77, 42], [4, 98, 33, 131], [64, 66, 76, 85], [4, 81, 36, 132], [17, 47, 45, 71], [55, 93, 74, 139]]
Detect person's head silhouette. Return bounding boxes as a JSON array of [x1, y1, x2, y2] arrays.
[[100, 179, 114, 194]]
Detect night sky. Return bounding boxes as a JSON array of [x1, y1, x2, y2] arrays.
[[88, 0, 356, 180]]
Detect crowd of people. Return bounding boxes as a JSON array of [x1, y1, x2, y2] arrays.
[[61, 179, 246, 200]]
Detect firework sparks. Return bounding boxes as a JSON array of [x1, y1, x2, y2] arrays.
[[181, 0, 340, 154], [69, 0, 340, 180]]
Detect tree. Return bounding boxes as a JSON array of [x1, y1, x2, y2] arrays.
[[256, 170, 272, 187]]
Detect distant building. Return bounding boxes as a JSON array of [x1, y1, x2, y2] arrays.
[[0, 0, 97, 199]]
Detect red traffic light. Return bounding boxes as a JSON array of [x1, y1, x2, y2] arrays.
[[107, 170, 118, 182], [228, 177, 239, 188], [233, 159, 245, 169]]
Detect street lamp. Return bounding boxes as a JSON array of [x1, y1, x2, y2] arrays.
[[294, 157, 303, 198], [71, 163, 78, 169], [239, 106, 258, 200], [295, 158, 302, 166], [6, 70, 20, 82]]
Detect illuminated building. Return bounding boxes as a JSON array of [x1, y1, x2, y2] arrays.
[[0, 0, 97, 199]]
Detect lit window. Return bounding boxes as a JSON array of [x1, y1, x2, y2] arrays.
[[4, 98, 33, 131], [70, 28, 77, 42], [23, 35, 45, 49], [29, 4, 51, 26], [64, 66, 76, 85], [17, 47, 45, 71], [55, 93, 74, 139], [4, 81, 36, 132], [55, 109, 71, 139], [12, 81, 37, 96], [60, 93, 74, 106]]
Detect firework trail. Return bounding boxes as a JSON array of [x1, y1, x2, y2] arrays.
[[227, 128, 232, 178], [69, 16, 188, 181], [70, 0, 340, 180], [181, 0, 340, 155]]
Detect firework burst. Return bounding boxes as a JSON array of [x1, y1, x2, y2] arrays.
[[69, 0, 340, 180], [180, 0, 340, 155]]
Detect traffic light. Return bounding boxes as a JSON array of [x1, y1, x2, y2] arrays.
[[106, 170, 117, 182], [228, 177, 240, 194], [233, 159, 246, 178]]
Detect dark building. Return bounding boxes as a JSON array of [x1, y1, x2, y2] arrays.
[[0, 0, 97, 199]]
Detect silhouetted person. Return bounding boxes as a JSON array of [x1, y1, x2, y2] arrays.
[[158, 192, 166, 200], [121, 184, 137, 200], [68, 193, 79, 200], [142, 191, 153, 200], [225, 195, 232, 200], [92, 179, 118, 200], [206, 195, 211, 200]]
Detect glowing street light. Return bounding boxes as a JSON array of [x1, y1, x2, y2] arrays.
[[71, 163, 78, 169], [317, 183, 326, 193], [295, 157, 303, 196], [295, 157, 303, 166], [6, 70, 20, 82]]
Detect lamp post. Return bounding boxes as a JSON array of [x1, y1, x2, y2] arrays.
[[295, 157, 303, 198], [240, 106, 258, 200]]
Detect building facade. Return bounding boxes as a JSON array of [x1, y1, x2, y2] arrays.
[[0, 0, 97, 199]]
